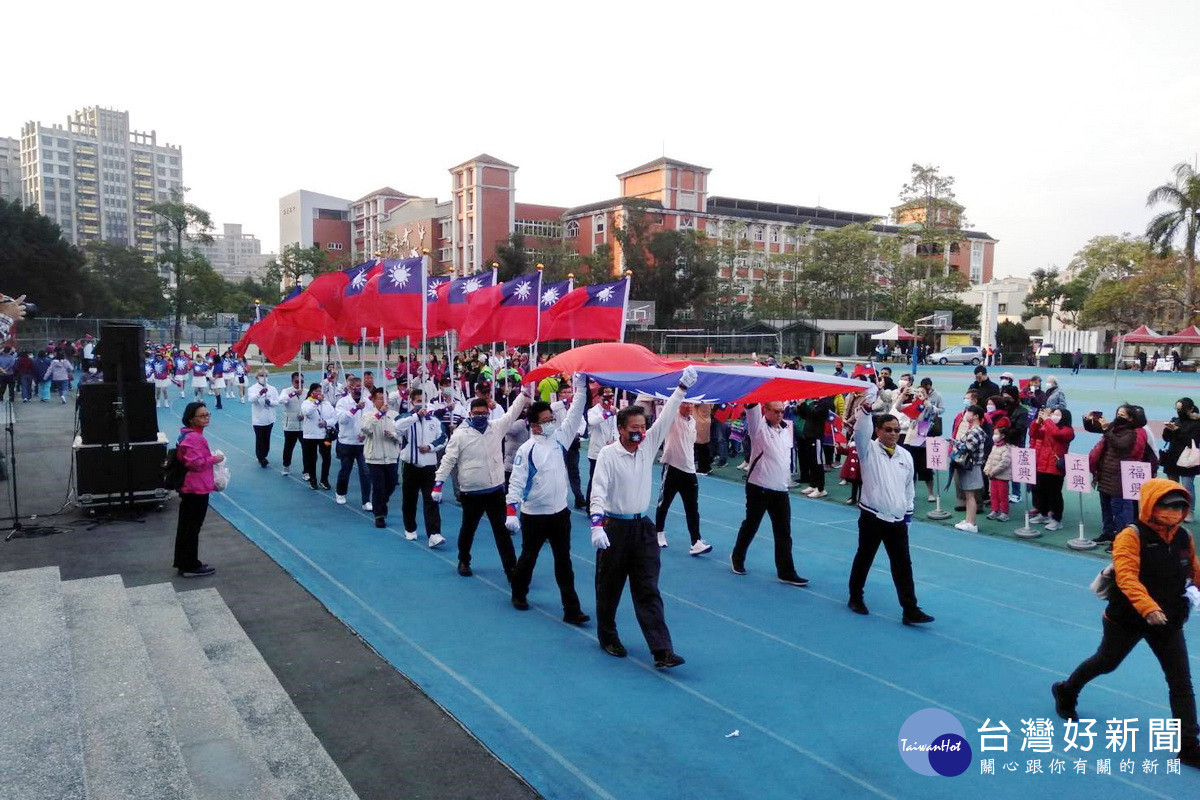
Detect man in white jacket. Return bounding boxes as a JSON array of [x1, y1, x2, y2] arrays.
[[249, 368, 279, 468], [334, 375, 372, 510], [279, 372, 304, 476], [848, 401, 934, 624], [585, 386, 619, 503], [653, 400, 712, 555], [434, 388, 530, 578], [396, 388, 448, 547], [362, 387, 401, 529], [506, 374, 588, 622]]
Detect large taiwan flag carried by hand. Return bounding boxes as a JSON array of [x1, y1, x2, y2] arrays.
[[430, 269, 495, 336], [540, 277, 628, 342], [355, 257, 426, 334], [334, 259, 382, 338], [422, 274, 453, 338], [458, 271, 542, 349]]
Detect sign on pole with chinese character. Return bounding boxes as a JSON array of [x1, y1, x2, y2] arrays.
[[1120, 461, 1151, 501], [1063, 453, 1091, 494], [926, 437, 948, 471], [1010, 446, 1038, 485]]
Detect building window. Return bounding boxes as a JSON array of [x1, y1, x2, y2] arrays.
[[439, 221, 452, 240], [593, 214, 605, 234], [514, 219, 563, 238], [327, 242, 343, 250], [970, 240, 984, 283], [564, 220, 579, 238], [678, 216, 694, 230], [769, 227, 779, 243], [998, 303, 1008, 314], [753, 226, 764, 242]]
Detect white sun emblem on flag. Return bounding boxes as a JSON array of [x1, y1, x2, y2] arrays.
[[387, 263, 411, 288], [596, 286, 615, 303], [512, 281, 531, 301], [351, 269, 369, 290], [460, 277, 482, 295], [541, 286, 560, 306], [427, 280, 446, 300]]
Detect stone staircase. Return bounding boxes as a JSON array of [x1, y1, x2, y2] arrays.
[[0, 567, 360, 800]]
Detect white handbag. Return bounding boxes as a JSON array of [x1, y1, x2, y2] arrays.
[[1178, 442, 1200, 469]]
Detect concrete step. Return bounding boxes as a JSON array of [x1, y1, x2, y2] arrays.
[[127, 583, 284, 800], [61, 575, 196, 800], [178, 588, 359, 800], [0, 567, 85, 800]]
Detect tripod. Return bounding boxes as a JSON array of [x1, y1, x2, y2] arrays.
[[4, 394, 68, 540]]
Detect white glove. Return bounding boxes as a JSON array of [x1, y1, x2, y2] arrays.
[[864, 382, 879, 405], [573, 372, 587, 394], [590, 526, 610, 550], [679, 365, 699, 388], [505, 515, 521, 533], [431, 481, 444, 503], [1187, 585, 1200, 610]]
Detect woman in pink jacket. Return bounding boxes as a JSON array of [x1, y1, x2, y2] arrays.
[[174, 402, 225, 577], [1029, 407, 1075, 531]]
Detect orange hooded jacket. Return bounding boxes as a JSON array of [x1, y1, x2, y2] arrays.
[[1111, 478, 1200, 620]]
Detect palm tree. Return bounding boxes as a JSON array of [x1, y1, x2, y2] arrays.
[[1146, 161, 1200, 327]]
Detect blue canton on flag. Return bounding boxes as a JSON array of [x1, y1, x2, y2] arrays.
[[540, 279, 570, 309]]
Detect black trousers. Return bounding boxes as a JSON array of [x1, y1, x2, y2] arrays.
[[732, 484, 798, 577], [1065, 617, 1198, 748], [1033, 471, 1065, 520], [564, 439, 585, 505], [512, 509, 582, 614], [253, 423, 273, 463], [401, 462, 441, 536], [301, 437, 331, 486], [458, 488, 516, 572], [848, 510, 919, 611], [0, 376, 14, 401], [695, 442, 713, 474], [586, 457, 597, 504], [368, 462, 399, 521], [335, 443, 370, 502], [282, 430, 302, 467], [595, 516, 672, 651], [173, 492, 209, 570], [654, 464, 701, 543], [800, 439, 824, 489]]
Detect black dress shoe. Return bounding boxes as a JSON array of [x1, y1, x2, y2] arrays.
[[1051, 681, 1078, 720], [457, 561, 473, 577], [320, 481, 332, 490], [563, 611, 591, 625], [848, 599, 869, 615], [374, 518, 386, 529], [902, 608, 935, 625], [653, 650, 685, 668], [512, 596, 530, 610], [601, 640, 627, 658], [259, 458, 269, 468]]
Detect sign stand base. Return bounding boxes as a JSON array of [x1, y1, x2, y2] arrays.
[[1015, 509, 1042, 539], [1067, 496, 1096, 549], [927, 490, 951, 521]]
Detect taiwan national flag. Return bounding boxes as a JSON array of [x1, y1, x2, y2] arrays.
[[538, 279, 571, 315], [355, 257, 426, 334], [457, 272, 542, 349], [335, 259, 382, 338], [430, 269, 495, 335], [540, 277, 628, 342], [423, 274, 453, 338]]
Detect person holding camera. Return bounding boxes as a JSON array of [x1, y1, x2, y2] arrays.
[[0, 295, 29, 341]]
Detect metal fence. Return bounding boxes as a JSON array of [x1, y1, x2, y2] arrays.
[[9, 317, 249, 355]]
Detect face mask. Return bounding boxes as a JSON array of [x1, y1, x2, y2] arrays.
[[468, 416, 489, 432], [1049, 412, 1063, 424], [88, 367, 97, 374], [352, 390, 361, 401], [628, 431, 645, 444], [1150, 507, 1187, 529], [963, 398, 971, 407], [1000, 378, 1012, 386], [986, 404, 996, 413], [601, 396, 613, 407], [256, 377, 267, 385], [538, 421, 559, 438], [412, 402, 423, 410], [993, 434, 1003, 444]]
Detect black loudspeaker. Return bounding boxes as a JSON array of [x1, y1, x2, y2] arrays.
[[74, 440, 168, 506], [98, 323, 146, 383], [78, 382, 159, 444]]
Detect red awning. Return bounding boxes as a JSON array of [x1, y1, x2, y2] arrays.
[[1123, 325, 1162, 343]]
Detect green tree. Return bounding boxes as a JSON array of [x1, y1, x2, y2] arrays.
[[81, 241, 169, 318], [150, 188, 213, 344], [802, 223, 887, 319], [166, 251, 229, 321], [0, 199, 89, 314], [1020, 267, 1088, 327], [896, 163, 966, 280], [995, 320, 1030, 362], [1080, 254, 1184, 331], [493, 232, 530, 281], [1145, 161, 1200, 326], [262, 243, 335, 299], [612, 203, 717, 324]]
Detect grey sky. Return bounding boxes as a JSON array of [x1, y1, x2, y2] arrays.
[[7, 1, 1199, 279]]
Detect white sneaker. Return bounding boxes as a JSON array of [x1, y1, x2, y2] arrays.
[[927, 495, 937, 503], [301, 473, 310, 482], [954, 521, 979, 533], [657, 531, 668, 548], [428, 533, 446, 549], [809, 490, 828, 499], [786, 480, 801, 488], [1027, 514, 1047, 524], [404, 530, 418, 541], [689, 539, 713, 556], [1044, 520, 1062, 531], [1009, 494, 1021, 503], [838, 479, 848, 486], [336, 494, 347, 505], [986, 511, 998, 520], [362, 502, 373, 512], [800, 486, 817, 496], [996, 513, 1009, 522], [280, 467, 290, 476], [737, 462, 750, 471]]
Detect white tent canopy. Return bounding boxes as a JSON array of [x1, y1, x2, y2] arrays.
[[870, 324, 916, 341]]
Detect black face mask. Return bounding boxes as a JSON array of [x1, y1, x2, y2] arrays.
[[352, 390, 361, 401]]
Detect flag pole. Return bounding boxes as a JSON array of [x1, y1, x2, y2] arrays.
[[618, 271, 632, 344], [360, 326, 367, 374], [421, 254, 430, 396], [568, 273, 576, 350], [532, 264, 544, 366]]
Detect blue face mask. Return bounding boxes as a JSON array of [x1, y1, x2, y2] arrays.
[[468, 416, 489, 433], [628, 431, 645, 444]]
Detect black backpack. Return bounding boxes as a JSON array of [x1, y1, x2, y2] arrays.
[[162, 433, 187, 490]]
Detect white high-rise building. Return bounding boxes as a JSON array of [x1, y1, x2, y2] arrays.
[[19, 107, 183, 261], [0, 137, 20, 203], [189, 223, 273, 282]]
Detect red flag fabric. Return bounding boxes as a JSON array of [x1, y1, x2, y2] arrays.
[[333, 260, 382, 339], [458, 272, 542, 349], [233, 315, 306, 365], [540, 278, 627, 342], [430, 270, 496, 335], [850, 363, 876, 378], [900, 402, 923, 420], [355, 257, 425, 334]]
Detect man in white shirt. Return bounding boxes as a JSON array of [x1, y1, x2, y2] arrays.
[[249, 368, 279, 468], [506, 375, 588, 622], [396, 388, 447, 547], [585, 386, 619, 504], [589, 366, 697, 668], [279, 371, 305, 476], [551, 382, 588, 509], [434, 389, 530, 579], [730, 401, 809, 586], [848, 405, 934, 624], [334, 375, 372, 510], [653, 401, 712, 555]]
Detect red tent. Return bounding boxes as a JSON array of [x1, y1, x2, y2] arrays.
[[1123, 325, 1163, 343], [1164, 325, 1200, 345]]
